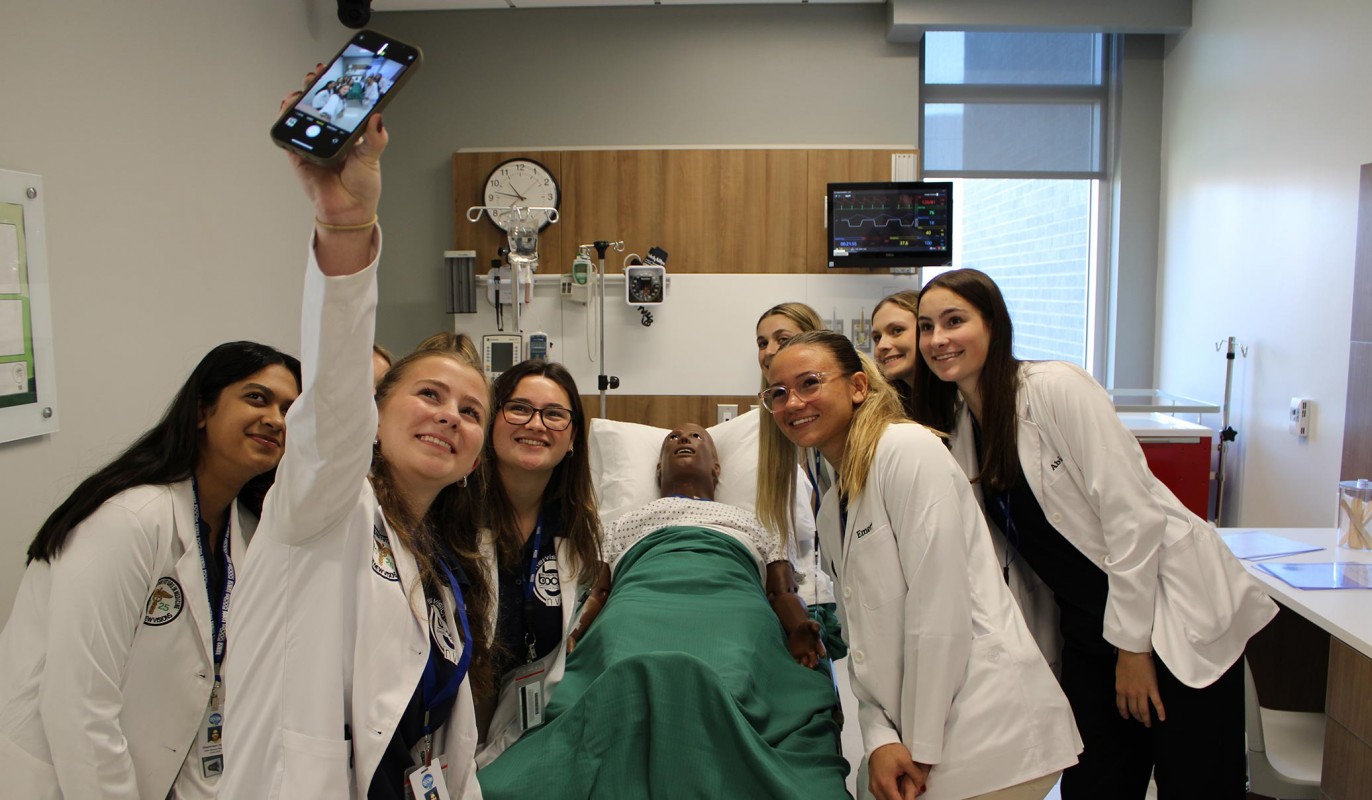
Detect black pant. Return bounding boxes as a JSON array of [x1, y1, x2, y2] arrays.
[[1058, 644, 1247, 799]]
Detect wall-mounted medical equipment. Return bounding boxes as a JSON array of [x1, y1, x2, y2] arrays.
[[528, 331, 549, 361], [444, 250, 477, 313], [467, 203, 559, 335], [483, 334, 523, 380], [626, 265, 665, 305], [826, 181, 953, 269]]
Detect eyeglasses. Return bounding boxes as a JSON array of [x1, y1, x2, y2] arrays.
[[499, 400, 574, 431], [758, 372, 842, 413]]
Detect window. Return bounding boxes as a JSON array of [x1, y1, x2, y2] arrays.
[[920, 32, 1108, 367]]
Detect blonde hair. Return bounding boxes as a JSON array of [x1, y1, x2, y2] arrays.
[[756, 331, 912, 540], [414, 331, 482, 371], [755, 302, 826, 544], [874, 289, 918, 320]]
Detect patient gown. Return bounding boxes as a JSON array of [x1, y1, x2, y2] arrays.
[[477, 525, 849, 799]]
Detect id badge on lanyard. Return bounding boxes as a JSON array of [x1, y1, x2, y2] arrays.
[[405, 556, 471, 799], [191, 478, 233, 779], [494, 647, 557, 735]]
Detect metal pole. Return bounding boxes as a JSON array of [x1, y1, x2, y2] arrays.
[[594, 240, 610, 419], [1214, 336, 1239, 523]]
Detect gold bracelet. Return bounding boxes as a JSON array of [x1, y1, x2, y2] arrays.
[[314, 215, 378, 232]]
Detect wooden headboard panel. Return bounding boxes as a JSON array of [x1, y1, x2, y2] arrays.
[[454, 148, 913, 274]]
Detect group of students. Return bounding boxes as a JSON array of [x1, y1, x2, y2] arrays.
[[0, 65, 1279, 800], [310, 73, 384, 124]]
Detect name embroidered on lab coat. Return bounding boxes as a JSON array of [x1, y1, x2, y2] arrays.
[[854, 523, 874, 540]]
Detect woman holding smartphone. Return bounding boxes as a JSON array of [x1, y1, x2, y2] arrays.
[[0, 341, 301, 800], [223, 80, 493, 799], [475, 359, 607, 766], [759, 330, 1081, 800], [910, 268, 1276, 798]]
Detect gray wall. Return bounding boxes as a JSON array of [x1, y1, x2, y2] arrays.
[[369, 5, 920, 352], [0, 0, 347, 622]]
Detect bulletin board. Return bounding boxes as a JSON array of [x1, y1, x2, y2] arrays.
[[0, 170, 59, 443]]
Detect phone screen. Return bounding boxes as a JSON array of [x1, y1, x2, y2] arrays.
[[271, 31, 420, 164]]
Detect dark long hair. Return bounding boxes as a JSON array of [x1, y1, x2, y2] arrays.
[[480, 360, 601, 580], [371, 334, 499, 698], [27, 341, 302, 563], [910, 268, 1022, 492]]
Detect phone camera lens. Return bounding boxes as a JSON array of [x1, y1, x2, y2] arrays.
[[336, 0, 371, 29]]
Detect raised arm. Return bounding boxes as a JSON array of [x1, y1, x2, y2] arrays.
[[258, 74, 390, 545]]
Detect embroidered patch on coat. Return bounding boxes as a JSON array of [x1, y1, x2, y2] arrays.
[[372, 526, 399, 581], [428, 596, 459, 664], [143, 577, 184, 626], [533, 554, 561, 607]]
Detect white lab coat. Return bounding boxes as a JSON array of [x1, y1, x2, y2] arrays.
[[220, 238, 481, 799], [0, 480, 254, 800], [818, 423, 1081, 800], [473, 534, 586, 768], [948, 360, 1277, 687]]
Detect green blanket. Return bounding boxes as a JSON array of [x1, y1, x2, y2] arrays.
[[478, 526, 849, 799]]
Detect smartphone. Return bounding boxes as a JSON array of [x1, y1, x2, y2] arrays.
[[270, 30, 422, 166]]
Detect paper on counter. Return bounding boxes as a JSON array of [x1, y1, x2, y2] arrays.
[[1222, 531, 1323, 561], [1257, 562, 1372, 590]]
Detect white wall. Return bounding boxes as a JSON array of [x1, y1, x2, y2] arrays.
[[1158, 0, 1372, 525], [460, 271, 921, 397], [0, 1, 348, 622]]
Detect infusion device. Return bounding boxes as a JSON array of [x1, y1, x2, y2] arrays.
[[625, 264, 666, 305], [483, 334, 522, 380], [528, 332, 549, 361]]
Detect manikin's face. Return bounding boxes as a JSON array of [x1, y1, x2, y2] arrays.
[[657, 424, 720, 491]]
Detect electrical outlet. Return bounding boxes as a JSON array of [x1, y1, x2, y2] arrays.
[[717, 403, 738, 425], [1289, 398, 1312, 438], [851, 318, 871, 349]]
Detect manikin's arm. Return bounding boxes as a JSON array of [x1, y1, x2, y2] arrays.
[[766, 560, 825, 668], [566, 561, 611, 653]]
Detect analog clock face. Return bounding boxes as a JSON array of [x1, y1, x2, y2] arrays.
[[483, 159, 559, 232]]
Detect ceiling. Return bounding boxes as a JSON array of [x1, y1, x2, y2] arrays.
[[375, 0, 877, 10]]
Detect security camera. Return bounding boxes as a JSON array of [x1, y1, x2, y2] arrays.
[[337, 0, 372, 29]]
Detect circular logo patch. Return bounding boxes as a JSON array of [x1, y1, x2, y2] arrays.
[[533, 555, 561, 607], [143, 577, 183, 626], [372, 526, 398, 581], [428, 597, 459, 665]]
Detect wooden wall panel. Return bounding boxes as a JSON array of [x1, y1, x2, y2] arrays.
[[454, 148, 913, 274], [581, 394, 758, 430], [1323, 718, 1372, 800]]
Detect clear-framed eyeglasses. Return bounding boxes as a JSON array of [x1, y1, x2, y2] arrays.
[[758, 372, 842, 413], [500, 400, 574, 431]]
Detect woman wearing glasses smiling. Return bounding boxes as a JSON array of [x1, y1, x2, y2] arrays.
[[758, 331, 1081, 800], [473, 360, 608, 767]]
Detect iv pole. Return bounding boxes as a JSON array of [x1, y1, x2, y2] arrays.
[[592, 239, 624, 418], [1213, 336, 1246, 524]]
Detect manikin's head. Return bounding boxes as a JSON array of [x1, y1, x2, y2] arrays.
[[656, 423, 721, 501]]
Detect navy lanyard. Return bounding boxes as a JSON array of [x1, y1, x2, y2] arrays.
[[190, 477, 234, 674], [521, 515, 547, 663], [805, 450, 824, 517], [420, 558, 472, 733]]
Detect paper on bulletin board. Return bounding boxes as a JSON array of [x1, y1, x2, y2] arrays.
[[0, 223, 20, 294]]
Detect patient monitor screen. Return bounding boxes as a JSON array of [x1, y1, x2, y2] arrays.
[[827, 181, 953, 268]]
